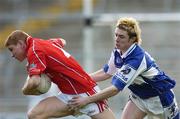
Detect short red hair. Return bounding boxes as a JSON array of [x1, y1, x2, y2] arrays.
[[4, 30, 29, 47]]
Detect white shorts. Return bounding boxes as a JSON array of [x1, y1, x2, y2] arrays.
[[56, 86, 108, 116], [129, 92, 179, 119]]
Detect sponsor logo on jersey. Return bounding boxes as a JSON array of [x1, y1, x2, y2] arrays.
[[29, 63, 39, 74], [114, 50, 123, 67], [115, 72, 128, 82], [29, 63, 37, 69], [116, 57, 121, 64], [121, 66, 131, 75]]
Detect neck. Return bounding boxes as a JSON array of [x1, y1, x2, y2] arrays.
[[121, 43, 135, 55], [120, 48, 128, 55]]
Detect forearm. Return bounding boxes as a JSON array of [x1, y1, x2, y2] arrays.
[[22, 83, 42, 95], [90, 69, 112, 82], [22, 86, 42, 95], [22, 75, 42, 95], [87, 85, 119, 104]]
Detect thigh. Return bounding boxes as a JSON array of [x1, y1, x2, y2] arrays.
[[29, 96, 74, 118], [91, 109, 116, 119], [121, 100, 146, 119]]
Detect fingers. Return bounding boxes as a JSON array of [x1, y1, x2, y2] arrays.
[[68, 96, 81, 105], [67, 96, 81, 111], [68, 99, 78, 105], [67, 103, 75, 111], [67, 103, 81, 111], [71, 96, 81, 100]]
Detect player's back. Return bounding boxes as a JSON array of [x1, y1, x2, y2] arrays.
[[28, 37, 96, 94]]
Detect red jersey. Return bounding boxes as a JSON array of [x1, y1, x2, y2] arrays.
[[26, 37, 97, 94]]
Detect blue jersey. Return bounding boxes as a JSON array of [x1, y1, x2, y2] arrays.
[[104, 44, 176, 107]]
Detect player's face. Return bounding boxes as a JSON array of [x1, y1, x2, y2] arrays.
[[7, 41, 27, 62], [114, 27, 134, 52]]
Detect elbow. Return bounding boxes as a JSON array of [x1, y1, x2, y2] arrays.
[[22, 88, 28, 95], [112, 88, 120, 96], [61, 39, 66, 46], [111, 86, 120, 96]]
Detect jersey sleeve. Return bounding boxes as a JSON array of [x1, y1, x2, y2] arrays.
[[27, 49, 47, 76], [103, 51, 117, 75], [111, 56, 146, 91], [111, 64, 136, 91], [49, 38, 65, 48]]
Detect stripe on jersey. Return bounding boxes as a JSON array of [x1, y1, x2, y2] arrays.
[[48, 56, 86, 79], [52, 44, 71, 58], [85, 87, 107, 113], [32, 40, 46, 68], [63, 76, 78, 94], [141, 66, 159, 79]]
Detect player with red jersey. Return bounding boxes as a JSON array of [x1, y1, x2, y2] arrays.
[[4, 30, 115, 119]]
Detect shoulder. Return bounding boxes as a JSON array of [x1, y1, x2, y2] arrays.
[[127, 45, 145, 59], [48, 38, 66, 48], [27, 39, 45, 58], [125, 45, 145, 69]]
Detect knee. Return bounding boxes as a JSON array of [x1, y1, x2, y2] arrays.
[[27, 109, 43, 119], [27, 109, 35, 119]]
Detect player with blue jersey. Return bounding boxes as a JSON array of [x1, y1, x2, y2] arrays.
[[68, 17, 179, 119]]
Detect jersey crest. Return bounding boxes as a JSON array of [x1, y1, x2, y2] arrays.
[[114, 50, 123, 67], [121, 65, 131, 75]]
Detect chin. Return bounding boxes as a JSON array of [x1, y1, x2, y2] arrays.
[[19, 60, 24, 62], [17, 59, 23, 62], [18, 58, 26, 62], [115, 46, 121, 49]]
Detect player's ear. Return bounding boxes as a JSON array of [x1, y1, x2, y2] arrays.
[[129, 32, 137, 43], [129, 37, 134, 43], [132, 37, 136, 43]]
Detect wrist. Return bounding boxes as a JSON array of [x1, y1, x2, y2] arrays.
[[86, 96, 92, 104]]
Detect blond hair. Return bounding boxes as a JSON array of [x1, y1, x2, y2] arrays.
[[4, 30, 29, 47], [116, 17, 142, 45]]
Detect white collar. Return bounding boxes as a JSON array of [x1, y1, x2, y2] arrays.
[[121, 43, 136, 58]]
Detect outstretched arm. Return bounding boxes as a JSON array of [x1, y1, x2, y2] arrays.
[[68, 85, 119, 109], [90, 69, 112, 82]]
